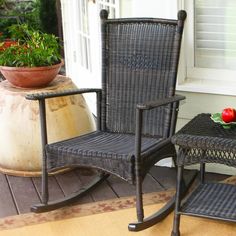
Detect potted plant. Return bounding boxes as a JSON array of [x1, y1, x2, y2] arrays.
[[0, 23, 62, 88]]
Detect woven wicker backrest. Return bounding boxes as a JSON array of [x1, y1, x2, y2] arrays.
[[100, 11, 185, 137]]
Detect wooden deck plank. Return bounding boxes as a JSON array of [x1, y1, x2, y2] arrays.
[[55, 169, 93, 204], [189, 169, 230, 189], [32, 176, 65, 202], [106, 175, 136, 197], [150, 166, 230, 190], [55, 171, 82, 195], [200, 171, 229, 182], [0, 173, 17, 217], [74, 168, 117, 202], [149, 166, 177, 190], [142, 173, 165, 193], [88, 180, 118, 201], [75, 169, 117, 201], [107, 169, 169, 197], [7, 175, 40, 214], [0, 166, 230, 219]]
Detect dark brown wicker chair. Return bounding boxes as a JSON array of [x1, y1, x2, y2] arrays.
[[26, 9, 190, 231]]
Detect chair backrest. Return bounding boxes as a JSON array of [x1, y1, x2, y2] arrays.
[[100, 10, 186, 138]]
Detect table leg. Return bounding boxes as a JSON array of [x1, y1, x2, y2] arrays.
[[200, 162, 205, 184], [171, 165, 183, 236]]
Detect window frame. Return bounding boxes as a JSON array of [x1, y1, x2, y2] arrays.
[[177, 0, 236, 96]]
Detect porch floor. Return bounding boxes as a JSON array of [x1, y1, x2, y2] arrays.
[[0, 166, 229, 218]]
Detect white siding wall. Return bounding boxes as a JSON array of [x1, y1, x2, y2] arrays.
[[132, 0, 177, 18]]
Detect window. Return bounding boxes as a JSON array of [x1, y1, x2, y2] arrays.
[[178, 0, 236, 95], [97, 0, 120, 18], [195, 0, 236, 70]]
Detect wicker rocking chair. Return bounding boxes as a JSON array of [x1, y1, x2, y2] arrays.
[[26, 9, 193, 231]]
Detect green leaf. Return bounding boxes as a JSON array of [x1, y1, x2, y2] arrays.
[[0, 23, 61, 67]]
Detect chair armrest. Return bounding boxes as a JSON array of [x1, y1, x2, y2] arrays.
[[25, 88, 102, 100], [136, 94, 185, 110], [134, 94, 185, 164]]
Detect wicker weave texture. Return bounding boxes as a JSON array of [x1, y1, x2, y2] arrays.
[[46, 131, 163, 182], [181, 183, 236, 221], [172, 113, 236, 166], [102, 21, 181, 137]]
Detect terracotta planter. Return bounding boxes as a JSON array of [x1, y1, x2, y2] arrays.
[[0, 61, 63, 88]]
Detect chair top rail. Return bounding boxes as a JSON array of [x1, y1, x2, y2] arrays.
[[100, 10, 187, 25]]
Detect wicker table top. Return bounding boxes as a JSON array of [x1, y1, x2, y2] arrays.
[[171, 113, 236, 166]]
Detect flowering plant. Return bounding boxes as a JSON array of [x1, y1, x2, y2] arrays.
[[0, 24, 61, 67]]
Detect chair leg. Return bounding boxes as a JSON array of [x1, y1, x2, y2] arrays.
[[128, 167, 197, 232], [171, 165, 183, 236], [136, 173, 144, 222], [172, 154, 178, 168], [31, 172, 110, 213], [200, 162, 205, 184], [41, 154, 48, 205]]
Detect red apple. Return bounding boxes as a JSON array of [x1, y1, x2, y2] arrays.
[[222, 108, 236, 123]]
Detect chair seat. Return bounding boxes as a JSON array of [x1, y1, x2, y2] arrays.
[[46, 131, 163, 182]]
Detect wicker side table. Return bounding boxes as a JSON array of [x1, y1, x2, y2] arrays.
[[171, 113, 236, 236]]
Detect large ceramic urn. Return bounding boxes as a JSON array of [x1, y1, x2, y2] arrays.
[[0, 75, 96, 176]]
